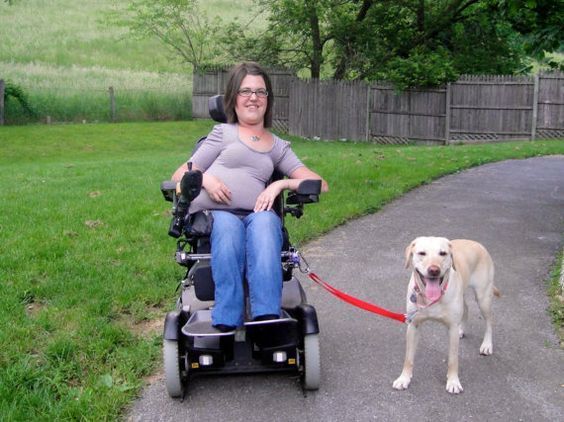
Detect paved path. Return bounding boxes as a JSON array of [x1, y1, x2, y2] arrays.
[[128, 156, 563, 422]]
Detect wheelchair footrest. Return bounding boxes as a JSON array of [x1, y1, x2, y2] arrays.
[[245, 314, 299, 351], [181, 310, 235, 337]]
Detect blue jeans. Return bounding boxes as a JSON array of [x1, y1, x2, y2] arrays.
[[210, 210, 283, 327]]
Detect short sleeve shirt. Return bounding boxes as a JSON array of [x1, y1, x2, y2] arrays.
[[188, 123, 303, 213]]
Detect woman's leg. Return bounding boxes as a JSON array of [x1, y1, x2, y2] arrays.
[[210, 211, 245, 327], [245, 211, 283, 319]]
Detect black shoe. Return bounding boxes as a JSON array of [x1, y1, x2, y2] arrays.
[[253, 314, 279, 322], [213, 324, 236, 333]]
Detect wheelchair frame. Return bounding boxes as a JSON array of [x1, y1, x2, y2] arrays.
[[160, 96, 323, 398]]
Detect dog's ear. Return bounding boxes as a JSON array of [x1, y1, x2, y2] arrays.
[[449, 242, 457, 271], [404, 241, 415, 268]]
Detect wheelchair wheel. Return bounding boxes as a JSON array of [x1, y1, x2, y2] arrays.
[[163, 339, 186, 398], [303, 334, 321, 390]]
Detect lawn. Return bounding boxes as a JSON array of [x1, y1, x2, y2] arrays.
[[0, 121, 562, 419]]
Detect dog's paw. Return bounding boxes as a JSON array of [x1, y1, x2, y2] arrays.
[[446, 377, 463, 394], [392, 375, 412, 390], [479, 342, 493, 355]]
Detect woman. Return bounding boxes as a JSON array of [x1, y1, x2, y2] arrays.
[[172, 62, 328, 332]]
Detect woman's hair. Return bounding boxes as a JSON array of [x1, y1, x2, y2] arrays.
[[223, 62, 274, 128]]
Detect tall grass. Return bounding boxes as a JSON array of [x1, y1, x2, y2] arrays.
[[0, 0, 256, 72], [0, 62, 192, 123], [0, 121, 562, 419], [0, 0, 257, 123]]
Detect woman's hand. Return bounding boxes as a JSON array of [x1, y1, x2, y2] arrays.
[[254, 180, 287, 212], [204, 174, 231, 205]]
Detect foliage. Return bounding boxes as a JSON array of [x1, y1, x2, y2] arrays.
[[3, 80, 36, 117], [504, 0, 563, 58], [230, 0, 562, 88], [376, 47, 457, 91]]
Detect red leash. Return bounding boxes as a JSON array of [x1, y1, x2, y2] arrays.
[[307, 271, 407, 324]]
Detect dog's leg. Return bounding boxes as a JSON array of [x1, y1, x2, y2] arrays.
[[476, 287, 494, 355], [393, 323, 419, 390], [446, 324, 463, 394], [459, 298, 468, 339]]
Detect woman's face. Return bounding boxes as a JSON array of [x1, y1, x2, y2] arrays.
[[235, 74, 268, 126]]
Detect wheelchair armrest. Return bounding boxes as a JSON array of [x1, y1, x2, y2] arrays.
[[286, 179, 322, 205], [161, 181, 177, 202]]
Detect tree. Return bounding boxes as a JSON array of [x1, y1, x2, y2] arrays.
[[226, 0, 337, 78], [501, 0, 563, 70], [110, 0, 226, 70], [239, 0, 562, 87], [113, 0, 562, 87]]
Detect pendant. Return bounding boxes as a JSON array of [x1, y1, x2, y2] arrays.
[[250, 135, 261, 142]]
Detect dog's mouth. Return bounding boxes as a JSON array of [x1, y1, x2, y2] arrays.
[[415, 270, 445, 302]]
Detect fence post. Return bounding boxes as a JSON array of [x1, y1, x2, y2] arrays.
[[0, 79, 5, 125], [108, 86, 116, 122], [445, 82, 451, 144], [365, 84, 370, 141], [531, 74, 539, 141]]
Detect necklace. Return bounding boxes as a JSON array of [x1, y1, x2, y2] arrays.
[[250, 135, 261, 142]]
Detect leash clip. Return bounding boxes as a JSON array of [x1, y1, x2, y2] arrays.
[[404, 310, 417, 324], [292, 249, 311, 274]]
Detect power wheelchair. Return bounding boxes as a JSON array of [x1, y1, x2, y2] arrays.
[[160, 95, 322, 398]]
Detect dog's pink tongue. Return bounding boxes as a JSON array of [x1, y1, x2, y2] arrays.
[[425, 279, 442, 302]]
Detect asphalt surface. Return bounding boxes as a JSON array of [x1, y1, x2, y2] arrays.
[[128, 156, 564, 422]]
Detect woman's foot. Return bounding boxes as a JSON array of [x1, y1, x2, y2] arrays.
[[253, 314, 279, 322], [213, 324, 236, 333]]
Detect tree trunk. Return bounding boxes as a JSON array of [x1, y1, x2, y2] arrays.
[[306, 2, 323, 79]]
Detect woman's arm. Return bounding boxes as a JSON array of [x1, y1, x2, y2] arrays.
[[287, 166, 329, 192], [171, 162, 189, 182], [253, 166, 328, 212]]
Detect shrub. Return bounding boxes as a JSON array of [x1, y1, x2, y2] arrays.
[[3, 80, 37, 118]]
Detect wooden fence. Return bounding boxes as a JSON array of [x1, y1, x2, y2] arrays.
[[193, 70, 564, 144]]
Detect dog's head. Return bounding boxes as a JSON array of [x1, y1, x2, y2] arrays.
[[405, 237, 454, 301]]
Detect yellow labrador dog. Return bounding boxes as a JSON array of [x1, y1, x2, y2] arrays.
[[393, 237, 499, 394]]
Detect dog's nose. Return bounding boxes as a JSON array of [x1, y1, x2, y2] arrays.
[[428, 265, 440, 277]]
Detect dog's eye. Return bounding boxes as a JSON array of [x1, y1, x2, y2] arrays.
[[417, 252, 426, 256], [439, 251, 447, 256]]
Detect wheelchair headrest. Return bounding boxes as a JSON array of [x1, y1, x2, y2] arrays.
[[209, 95, 227, 123]]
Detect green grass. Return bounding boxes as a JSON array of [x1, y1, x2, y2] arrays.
[[546, 250, 564, 347], [0, 121, 563, 419]]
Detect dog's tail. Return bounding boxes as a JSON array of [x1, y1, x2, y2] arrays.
[[493, 286, 501, 298]]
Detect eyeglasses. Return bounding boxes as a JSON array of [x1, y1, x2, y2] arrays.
[[237, 88, 269, 98]]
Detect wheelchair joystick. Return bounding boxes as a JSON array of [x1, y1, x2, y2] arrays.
[[168, 164, 203, 238], [180, 164, 203, 201]]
